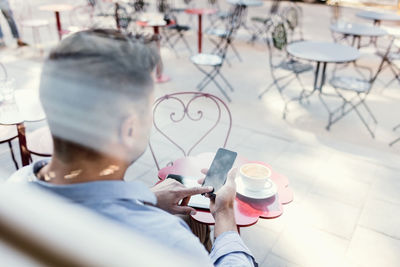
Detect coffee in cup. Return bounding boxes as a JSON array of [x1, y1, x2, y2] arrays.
[[239, 163, 273, 191]]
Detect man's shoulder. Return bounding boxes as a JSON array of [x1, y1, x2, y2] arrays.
[[7, 164, 35, 183]]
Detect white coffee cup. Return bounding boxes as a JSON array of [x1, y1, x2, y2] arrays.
[[239, 163, 273, 191]]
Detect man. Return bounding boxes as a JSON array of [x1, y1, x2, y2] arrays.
[[0, 0, 27, 47], [11, 29, 255, 266]]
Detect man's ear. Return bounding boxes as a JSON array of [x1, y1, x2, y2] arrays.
[[120, 115, 137, 148]]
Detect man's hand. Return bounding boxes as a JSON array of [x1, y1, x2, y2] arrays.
[[201, 168, 238, 237], [151, 178, 213, 215], [209, 169, 237, 217]]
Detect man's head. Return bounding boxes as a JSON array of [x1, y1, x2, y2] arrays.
[[40, 29, 159, 164]]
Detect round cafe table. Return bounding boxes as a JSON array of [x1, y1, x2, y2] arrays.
[[287, 41, 359, 93], [158, 152, 293, 228], [356, 10, 400, 26], [185, 8, 217, 54], [330, 22, 387, 48], [0, 89, 46, 166], [39, 4, 74, 40], [137, 19, 175, 83], [287, 41, 359, 129]]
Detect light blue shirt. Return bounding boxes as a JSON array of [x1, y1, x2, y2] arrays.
[[11, 164, 255, 266]]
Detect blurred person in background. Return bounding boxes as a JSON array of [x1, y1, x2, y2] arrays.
[[10, 29, 255, 266], [0, 0, 28, 47]]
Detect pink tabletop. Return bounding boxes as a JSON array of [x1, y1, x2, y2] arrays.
[[158, 153, 294, 227], [185, 8, 217, 15], [39, 4, 74, 12]]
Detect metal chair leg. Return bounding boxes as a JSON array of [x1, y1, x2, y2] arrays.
[[230, 42, 242, 62], [218, 71, 234, 92], [353, 104, 375, 138], [196, 67, 219, 90], [179, 32, 193, 55], [194, 65, 231, 102], [360, 98, 378, 124], [7, 140, 19, 170], [389, 137, 400, 146]]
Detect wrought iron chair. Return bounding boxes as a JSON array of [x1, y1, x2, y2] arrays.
[[250, 0, 281, 43], [190, 6, 244, 102], [170, 0, 194, 13], [159, 1, 193, 57], [258, 17, 313, 119], [373, 38, 400, 89], [148, 92, 232, 171], [280, 3, 303, 42], [94, 1, 136, 32], [132, 0, 148, 12], [204, 0, 230, 33], [320, 39, 394, 138], [206, 6, 243, 65]]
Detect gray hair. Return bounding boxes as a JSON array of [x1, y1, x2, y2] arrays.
[[39, 29, 160, 159]]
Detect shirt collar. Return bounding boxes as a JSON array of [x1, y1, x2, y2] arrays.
[[32, 171, 157, 205]]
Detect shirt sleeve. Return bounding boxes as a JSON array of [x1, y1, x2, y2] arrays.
[[210, 231, 256, 267]]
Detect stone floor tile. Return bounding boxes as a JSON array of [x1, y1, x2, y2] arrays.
[[272, 223, 348, 267], [359, 198, 400, 239], [240, 225, 280, 265], [346, 226, 400, 267], [261, 253, 303, 267], [300, 193, 361, 239], [309, 171, 371, 208], [370, 167, 400, 205]]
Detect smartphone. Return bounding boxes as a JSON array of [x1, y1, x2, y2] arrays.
[[202, 148, 237, 198]]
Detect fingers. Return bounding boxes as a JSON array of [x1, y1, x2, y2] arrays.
[[178, 186, 214, 197], [197, 177, 205, 185], [174, 206, 197, 215], [180, 196, 190, 207], [200, 168, 209, 175]]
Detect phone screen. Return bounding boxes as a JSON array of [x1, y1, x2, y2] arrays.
[[202, 148, 237, 196]]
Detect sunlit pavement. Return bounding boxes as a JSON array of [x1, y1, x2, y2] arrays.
[[1, 1, 400, 266]]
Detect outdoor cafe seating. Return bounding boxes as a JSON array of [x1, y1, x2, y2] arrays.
[[1, 1, 400, 266]]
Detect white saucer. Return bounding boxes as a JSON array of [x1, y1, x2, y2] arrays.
[[236, 176, 278, 199]]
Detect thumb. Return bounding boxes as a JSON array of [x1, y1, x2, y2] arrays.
[[201, 168, 209, 175], [226, 168, 238, 186]]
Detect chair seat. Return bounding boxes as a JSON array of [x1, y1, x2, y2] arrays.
[[279, 60, 313, 74], [190, 54, 223, 66], [0, 125, 18, 143], [218, 11, 230, 19], [251, 16, 268, 24], [171, 8, 186, 13], [206, 28, 227, 37], [330, 76, 371, 93], [167, 24, 190, 31], [26, 126, 53, 156], [21, 19, 49, 28]]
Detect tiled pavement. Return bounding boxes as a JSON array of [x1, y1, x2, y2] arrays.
[[1, 1, 400, 266]]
